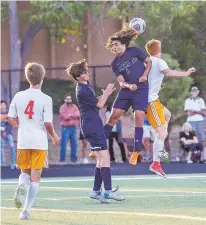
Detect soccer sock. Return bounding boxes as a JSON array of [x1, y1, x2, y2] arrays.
[[18, 173, 30, 186], [100, 167, 112, 191], [23, 182, 39, 212], [134, 127, 143, 151], [153, 138, 164, 162], [104, 124, 113, 138], [93, 167, 102, 191]]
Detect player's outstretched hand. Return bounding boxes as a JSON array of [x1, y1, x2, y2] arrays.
[[129, 84, 138, 91], [139, 75, 147, 83], [187, 67, 196, 76], [104, 84, 116, 96], [52, 134, 60, 145]]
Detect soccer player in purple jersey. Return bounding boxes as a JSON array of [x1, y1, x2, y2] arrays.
[[105, 28, 152, 165], [66, 59, 125, 203]]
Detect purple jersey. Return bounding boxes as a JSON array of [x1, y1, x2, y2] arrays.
[[76, 83, 107, 150], [111, 47, 147, 85], [111, 47, 148, 112]]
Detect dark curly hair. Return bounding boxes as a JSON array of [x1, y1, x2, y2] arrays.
[[66, 59, 88, 81], [106, 27, 139, 51]]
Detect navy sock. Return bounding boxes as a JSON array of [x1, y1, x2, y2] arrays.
[[104, 124, 113, 138], [100, 167, 112, 191], [93, 167, 102, 191], [134, 127, 143, 151]]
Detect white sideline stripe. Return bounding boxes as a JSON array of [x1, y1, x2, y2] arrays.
[[1, 175, 206, 184], [36, 186, 206, 194], [2, 194, 205, 201], [1, 207, 206, 221], [1, 185, 206, 194]]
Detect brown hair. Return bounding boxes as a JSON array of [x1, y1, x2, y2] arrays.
[[145, 39, 161, 56], [25, 62, 45, 85], [66, 59, 88, 81], [106, 27, 139, 51]]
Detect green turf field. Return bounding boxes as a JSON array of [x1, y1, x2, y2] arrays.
[[1, 174, 206, 225]]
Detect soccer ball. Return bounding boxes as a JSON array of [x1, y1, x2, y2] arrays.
[[129, 17, 146, 34]]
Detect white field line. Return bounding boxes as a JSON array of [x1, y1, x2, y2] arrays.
[[1, 175, 206, 184], [1, 185, 206, 194], [2, 194, 206, 201], [1, 207, 206, 222]]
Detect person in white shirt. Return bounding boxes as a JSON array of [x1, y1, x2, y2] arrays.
[[8, 62, 59, 220], [184, 86, 206, 146], [145, 39, 196, 177]]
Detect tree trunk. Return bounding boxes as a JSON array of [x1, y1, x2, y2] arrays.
[[8, 0, 22, 100], [21, 22, 43, 65]]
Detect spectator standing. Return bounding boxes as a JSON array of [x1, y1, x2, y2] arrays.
[[1, 100, 16, 168], [184, 86, 206, 155], [59, 95, 80, 164], [106, 106, 127, 163]]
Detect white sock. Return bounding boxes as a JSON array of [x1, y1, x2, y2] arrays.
[[18, 173, 30, 186], [23, 182, 39, 212], [153, 138, 164, 162]]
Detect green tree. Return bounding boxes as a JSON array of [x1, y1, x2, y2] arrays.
[[2, 0, 105, 100]]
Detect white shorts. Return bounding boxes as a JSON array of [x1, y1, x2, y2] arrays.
[[143, 125, 156, 141]]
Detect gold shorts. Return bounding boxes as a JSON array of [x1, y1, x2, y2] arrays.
[[17, 149, 47, 170], [146, 99, 166, 129]]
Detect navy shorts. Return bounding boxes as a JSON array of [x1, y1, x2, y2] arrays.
[[81, 123, 108, 151], [113, 84, 148, 112]]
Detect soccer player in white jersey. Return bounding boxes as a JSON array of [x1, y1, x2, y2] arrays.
[[8, 62, 59, 220], [145, 40, 196, 177]]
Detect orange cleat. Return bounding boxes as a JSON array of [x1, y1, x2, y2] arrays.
[[89, 151, 96, 158], [129, 151, 139, 165]]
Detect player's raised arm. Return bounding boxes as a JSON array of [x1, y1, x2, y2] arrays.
[[96, 84, 116, 109], [139, 57, 152, 83], [162, 67, 196, 78]]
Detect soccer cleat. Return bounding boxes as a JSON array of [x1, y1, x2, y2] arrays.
[[90, 191, 109, 204], [129, 151, 139, 165], [158, 150, 170, 163], [89, 151, 96, 158], [104, 186, 125, 201], [14, 184, 26, 208], [149, 162, 167, 178], [20, 211, 31, 220]]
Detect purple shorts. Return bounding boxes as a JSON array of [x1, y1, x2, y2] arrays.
[[113, 84, 148, 112]]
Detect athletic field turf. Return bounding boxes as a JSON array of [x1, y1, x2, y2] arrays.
[[1, 174, 206, 225]]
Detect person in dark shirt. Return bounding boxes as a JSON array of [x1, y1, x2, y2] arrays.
[[66, 59, 125, 203], [180, 122, 203, 163], [104, 27, 152, 166], [1, 100, 16, 168]]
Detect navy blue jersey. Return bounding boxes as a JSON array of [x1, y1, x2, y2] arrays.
[[76, 83, 107, 150], [111, 47, 147, 85], [76, 83, 101, 130]]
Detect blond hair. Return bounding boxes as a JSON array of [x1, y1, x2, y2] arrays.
[[25, 62, 45, 85], [145, 39, 161, 56], [66, 59, 88, 81]]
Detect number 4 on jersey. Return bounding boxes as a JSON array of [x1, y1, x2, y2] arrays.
[[24, 100, 34, 119]]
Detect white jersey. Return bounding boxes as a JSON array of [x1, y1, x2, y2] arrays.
[[8, 88, 53, 150], [184, 97, 206, 122], [148, 56, 169, 102]]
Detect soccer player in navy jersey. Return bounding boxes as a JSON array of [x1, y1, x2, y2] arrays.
[[105, 27, 152, 165], [66, 59, 125, 203]]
